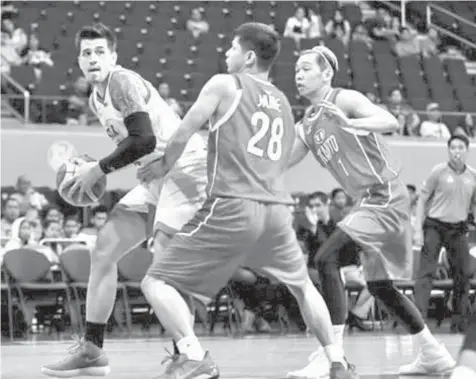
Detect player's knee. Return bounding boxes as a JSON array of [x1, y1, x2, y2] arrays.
[[287, 277, 314, 304]]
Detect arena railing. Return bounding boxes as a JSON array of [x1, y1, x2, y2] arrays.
[[1, 93, 475, 133], [38, 238, 89, 247], [1, 74, 30, 123], [426, 3, 476, 51]]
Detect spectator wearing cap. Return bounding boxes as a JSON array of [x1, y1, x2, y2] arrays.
[[420, 103, 451, 139], [413, 134, 476, 332]]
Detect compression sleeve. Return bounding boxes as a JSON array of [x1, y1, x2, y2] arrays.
[[98, 112, 156, 174]]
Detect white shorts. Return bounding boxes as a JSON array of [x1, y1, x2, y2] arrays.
[[118, 150, 207, 234]]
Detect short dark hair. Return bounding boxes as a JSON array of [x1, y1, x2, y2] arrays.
[[448, 133, 470, 148], [308, 191, 328, 205], [75, 23, 117, 51], [331, 187, 345, 199], [234, 22, 280, 71], [406, 184, 416, 193], [92, 205, 108, 216]]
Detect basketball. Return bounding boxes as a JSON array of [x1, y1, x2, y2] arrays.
[[56, 157, 107, 207]]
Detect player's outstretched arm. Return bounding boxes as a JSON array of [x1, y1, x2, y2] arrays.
[[162, 74, 232, 172], [288, 121, 310, 169], [97, 71, 156, 174], [336, 89, 399, 134]]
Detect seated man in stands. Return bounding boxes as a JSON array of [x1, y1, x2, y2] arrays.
[[77, 205, 108, 249]]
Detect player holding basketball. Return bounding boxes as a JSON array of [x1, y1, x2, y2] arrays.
[[286, 46, 455, 379], [41, 23, 207, 377], [135, 23, 357, 379]]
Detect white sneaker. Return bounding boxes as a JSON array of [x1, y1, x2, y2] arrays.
[[450, 366, 476, 379], [287, 349, 329, 379], [399, 343, 456, 375]]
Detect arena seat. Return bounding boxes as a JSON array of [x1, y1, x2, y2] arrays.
[[9, 1, 474, 112]]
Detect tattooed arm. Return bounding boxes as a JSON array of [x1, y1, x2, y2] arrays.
[[97, 70, 156, 173]]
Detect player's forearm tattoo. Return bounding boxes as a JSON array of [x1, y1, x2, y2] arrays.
[[109, 71, 148, 118]]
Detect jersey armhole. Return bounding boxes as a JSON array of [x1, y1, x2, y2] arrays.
[[208, 75, 243, 132], [296, 122, 310, 147]]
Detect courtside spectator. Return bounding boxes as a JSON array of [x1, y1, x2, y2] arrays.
[[329, 188, 350, 222], [365, 7, 399, 41], [307, 8, 324, 39], [387, 87, 420, 136], [394, 27, 421, 57], [419, 103, 451, 139], [1, 197, 20, 238], [186, 8, 210, 39], [455, 113, 475, 138], [1, 15, 27, 54], [63, 215, 81, 239], [420, 27, 441, 58], [284, 6, 310, 44], [21, 34, 54, 81], [352, 23, 373, 48], [324, 10, 351, 46], [65, 76, 90, 125], [10, 175, 49, 214], [1, 30, 21, 73], [77, 205, 108, 248]]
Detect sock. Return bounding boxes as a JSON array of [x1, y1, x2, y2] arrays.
[[333, 324, 345, 347], [323, 344, 347, 368], [85, 322, 106, 348], [414, 325, 440, 349], [176, 335, 205, 361]]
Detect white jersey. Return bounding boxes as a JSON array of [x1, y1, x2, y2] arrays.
[[90, 66, 206, 167]]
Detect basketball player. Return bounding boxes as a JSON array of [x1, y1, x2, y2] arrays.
[[136, 23, 357, 379], [286, 46, 455, 379], [41, 23, 207, 377]]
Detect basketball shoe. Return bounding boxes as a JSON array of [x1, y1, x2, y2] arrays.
[[41, 337, 110, 377], [399, 342, 455, 375], [287, 350, 359, 379], [155, 351, 219, 379]]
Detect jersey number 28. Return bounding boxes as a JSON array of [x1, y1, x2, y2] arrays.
[[247, 111, 284, 161]]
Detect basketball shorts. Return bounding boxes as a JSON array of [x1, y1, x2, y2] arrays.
[[147, 197, 309, 304], [118, 149, 207, 234], [338, 179, 413, 281]]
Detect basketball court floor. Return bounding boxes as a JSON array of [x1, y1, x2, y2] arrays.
[[1, 331, 461, 378]]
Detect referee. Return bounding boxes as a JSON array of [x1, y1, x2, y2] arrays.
[[413, 134, 476, 332]]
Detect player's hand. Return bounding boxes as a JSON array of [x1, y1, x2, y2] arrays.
[[318, 100, 350, 127], [136, 158, 168, 184], [68, 161, 105, 201]]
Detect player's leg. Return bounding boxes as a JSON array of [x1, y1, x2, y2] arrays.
[[443, 225, 470, 332], [451, 313, 476, 379], [147, 167, 208, 353], [338, 207, 455, 375], [315, 230, 354, 345], [41, 187, 153, 377], [141, 198, 261, 378], [250, 204, 357, 379]]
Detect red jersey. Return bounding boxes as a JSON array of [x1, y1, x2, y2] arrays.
[[206, 73, 295, 204], [297, 88, 402, 199]]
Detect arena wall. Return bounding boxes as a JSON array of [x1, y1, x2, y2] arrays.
[[1, 121, 475, 192]]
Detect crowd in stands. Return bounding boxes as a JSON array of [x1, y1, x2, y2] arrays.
[[0, 168, 425, 336], [1, 1, 475, 139]]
